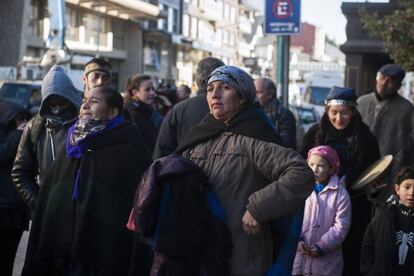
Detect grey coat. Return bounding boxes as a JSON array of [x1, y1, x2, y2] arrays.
[[183, 132, 314, 276], [357, 92, 414, 157]]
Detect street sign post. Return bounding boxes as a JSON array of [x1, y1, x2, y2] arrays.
[[264, 0, 301, 107], [264, 0, 301, 35]]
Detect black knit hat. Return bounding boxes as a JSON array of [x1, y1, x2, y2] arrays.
[[325, 86, 357, 107]]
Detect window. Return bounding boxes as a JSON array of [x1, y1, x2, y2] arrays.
[[224, 3, 230, 20], [157, 4, 168, 31], [82, 13, 104, 32], [28, 0, 43, 37], [65, 6, 78, 28], [229, 32, 235, 46], [183, 14, 190, 37], [144, 41, 160, 71], [215, 29, 222, 47], [191, 17, 198, 39], [198, 21, 204, 42], [297, 107, 317, 124], [82, 12, 110, 47], [230, 6, 236, 23], [223, 30, 228, 44], [168, 7, 179, 33], [216, 0, 223, 20]]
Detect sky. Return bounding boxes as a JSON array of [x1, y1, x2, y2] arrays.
[[257, 0, 390, 45], [301, 0, 347, 44], [302, 0, 389, 44]]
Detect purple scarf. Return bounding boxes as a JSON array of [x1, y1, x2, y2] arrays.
[[66, 115, 124, 159], [66, 115, 124, 199]]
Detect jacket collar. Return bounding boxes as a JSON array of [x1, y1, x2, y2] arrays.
[[318, 175, 343, 194]]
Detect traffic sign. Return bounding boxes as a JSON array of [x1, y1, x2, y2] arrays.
[[264, 0, 301, 35]]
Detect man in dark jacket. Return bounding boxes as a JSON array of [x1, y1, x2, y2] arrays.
[[152, 57, 225, 159], [0, 100, 30, 276], [255, 77, 297, 149], [12, 65, 82, 209]]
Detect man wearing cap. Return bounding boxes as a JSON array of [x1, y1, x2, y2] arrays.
[[83, 57, 112, 95], [358, 64, 414, 158]]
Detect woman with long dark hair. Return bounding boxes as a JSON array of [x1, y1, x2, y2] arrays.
[[124, 74, 163, 153], [300, 86, 381, 276]]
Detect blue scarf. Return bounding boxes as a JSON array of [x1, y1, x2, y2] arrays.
[[66, 116, 124, 159], [314, 182, 326, 194], [66, 115, 124, 199]]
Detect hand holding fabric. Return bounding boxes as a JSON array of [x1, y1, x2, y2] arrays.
[[298, 241, 310, 254], [308, 245, 323, 257]]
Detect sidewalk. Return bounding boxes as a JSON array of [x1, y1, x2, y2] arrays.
[[13, 229, 29, 276]]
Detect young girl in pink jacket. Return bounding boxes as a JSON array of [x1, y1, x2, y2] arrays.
[[293, 145, 351, 276]]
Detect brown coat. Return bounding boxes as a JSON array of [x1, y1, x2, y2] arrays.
[[183, 132, 314, 276]]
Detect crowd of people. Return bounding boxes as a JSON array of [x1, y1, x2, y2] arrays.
[[0, 57, 413, 276]]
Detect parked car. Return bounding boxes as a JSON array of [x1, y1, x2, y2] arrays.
[[289, 105, 320, 149], [0, 82, 41, 114]]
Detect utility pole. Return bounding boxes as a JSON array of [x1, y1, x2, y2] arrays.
[[264, 0, 301, 108], [277, 35, 290, 107]]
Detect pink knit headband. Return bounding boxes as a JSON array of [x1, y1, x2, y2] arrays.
[[307, 145, 340, 174]]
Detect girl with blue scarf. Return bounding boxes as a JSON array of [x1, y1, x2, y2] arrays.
[[23, 87, 151, 276]]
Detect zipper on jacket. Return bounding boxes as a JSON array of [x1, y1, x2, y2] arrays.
[[48, 128, 56, 161]]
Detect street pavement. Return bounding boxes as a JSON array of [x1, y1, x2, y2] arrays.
[[13, 229, 29, 276]]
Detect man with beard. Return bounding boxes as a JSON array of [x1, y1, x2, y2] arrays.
[[358, 64, 414, 194], [12, 65, 82, 209], [82, 57, 112, 95]]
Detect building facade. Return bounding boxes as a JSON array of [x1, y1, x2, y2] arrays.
[[340, 0, 397, 96], [0, 0, 160, 90]]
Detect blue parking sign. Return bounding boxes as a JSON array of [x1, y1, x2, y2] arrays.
[[264, 0, 301, 35]]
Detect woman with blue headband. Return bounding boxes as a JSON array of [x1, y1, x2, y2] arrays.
[[300, 86, 380, 276], [176, 65, 314, 275]]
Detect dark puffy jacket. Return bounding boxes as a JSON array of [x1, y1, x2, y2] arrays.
[[131, 154, 232, 276], [0, 100, 30, 229], [153, 93, 209, 159]]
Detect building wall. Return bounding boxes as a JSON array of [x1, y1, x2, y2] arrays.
[[291, 23, 316, 55], [0, 0, 27, 66], [117, 21, 143, 91], [341, 1, 397, 96]]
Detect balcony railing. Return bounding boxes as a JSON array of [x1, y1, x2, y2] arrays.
[[85, 29, 109, 47], [65, 25, 119, 52]]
